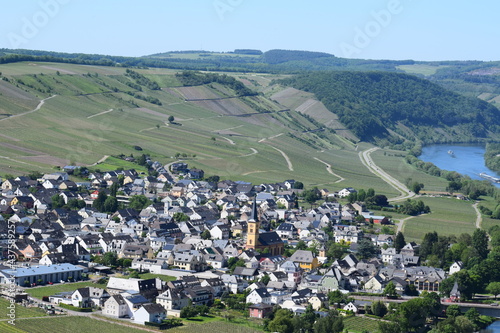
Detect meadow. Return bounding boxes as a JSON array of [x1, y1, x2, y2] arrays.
[[0, 297, 47, 320], [402, 196, 477, 242], [5, 316, 148, 333]]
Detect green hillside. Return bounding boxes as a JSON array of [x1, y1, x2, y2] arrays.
[[279, 71, 500, 146], [0, 61, 378, 193]]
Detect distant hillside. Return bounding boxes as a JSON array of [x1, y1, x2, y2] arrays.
[[279, 71, 500, 146], [262, 49, 334, 64]]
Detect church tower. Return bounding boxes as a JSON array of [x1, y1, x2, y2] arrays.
[[246, 199, 260, 250]]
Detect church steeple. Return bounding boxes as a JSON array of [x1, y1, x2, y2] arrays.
[[246, 198, 260, 250]]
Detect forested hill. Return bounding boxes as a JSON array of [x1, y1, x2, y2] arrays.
[[279, 71, 500, 146]]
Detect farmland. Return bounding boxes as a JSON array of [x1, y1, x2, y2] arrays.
[[0, 298, 47, 320], [402, 196, 478, 242], [343, 315, 381, 332], [0, 61, 423, 195], [5, 316, 148, 333]]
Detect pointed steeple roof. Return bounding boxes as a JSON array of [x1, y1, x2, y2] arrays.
[[249, 197, 258, 223]]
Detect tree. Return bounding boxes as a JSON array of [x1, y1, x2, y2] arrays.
[[101, 252, 117, 267], [313, 311, 343, 333], [301, 304, 317, 333], [103, 196, 118, 213], [173, 212, 189, 222], [394, 231, 406, 253], [420, 231, 439, 260], [168, 115, 174, 123], [384, 281, 397, 297], [180, 305, 199, 319], [296, 240, 307, 250], [201, 230, 211, 240], [109, 182, 119, 197], [486, 281, 500, 299], [92, 191, 108, 212], [51, 194, 65, 209], [471, 228, 489, 259], [260, 274, 271, 285], [371, 300, 388, 317], [128, 195, 151, 210], [267, 308, 294, 333], [446, 304, 462, 318], [293, 181, 304, 189], [357, 238, 378, 259]]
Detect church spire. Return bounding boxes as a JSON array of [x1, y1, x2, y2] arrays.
[[249, 197, 258, 222]]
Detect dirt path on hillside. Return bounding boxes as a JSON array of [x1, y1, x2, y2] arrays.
[[88, 109, 113, 119], [313, 157, 345, 183], [473, 201, 483, 228], [0, 95, 57, 123], [270, 146, 293, 171]]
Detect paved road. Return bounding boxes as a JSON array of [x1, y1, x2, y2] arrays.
[[359, 147, 415, 202]]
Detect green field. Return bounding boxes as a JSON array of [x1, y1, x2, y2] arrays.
[[0, 297, 47, 320], [403, 197, 477, 242], [6, 316, 148, 333], [25, 281, 107, 299], [343, 315, 381, 332], [0, 61, 383, 191], [370, 149, 449, 193]]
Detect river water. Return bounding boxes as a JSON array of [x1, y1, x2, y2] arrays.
[[480, 320, 500, 332], [419, 144, 500, 187]]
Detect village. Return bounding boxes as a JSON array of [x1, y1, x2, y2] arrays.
[[0, 158, 470, 328]]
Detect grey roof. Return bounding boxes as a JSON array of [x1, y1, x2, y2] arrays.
[[1, 263, 83, 278]]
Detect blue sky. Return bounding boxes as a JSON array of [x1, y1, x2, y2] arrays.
[[1, 0, 498, 61]]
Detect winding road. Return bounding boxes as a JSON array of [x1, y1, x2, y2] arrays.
[[359, 147, 415, 202]]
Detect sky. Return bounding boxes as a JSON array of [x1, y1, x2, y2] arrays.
[[1, 0, 499, 61]]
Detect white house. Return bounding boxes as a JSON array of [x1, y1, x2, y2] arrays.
[[338, 187, 357, 198], [449, 261, 463, 275], [133, 303, 166, 325], [102, 295, 129, 318], [246, 288, 271, 305]]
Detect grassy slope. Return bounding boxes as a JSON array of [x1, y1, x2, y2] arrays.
[[11, 317, 147, 333], [403, 196, 477, 242], [0, 62, 388, 191]]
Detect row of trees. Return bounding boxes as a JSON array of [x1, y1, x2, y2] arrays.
[[264, 306, 344, 333]]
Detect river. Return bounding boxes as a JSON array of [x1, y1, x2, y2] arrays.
[[419, 144, 500, 187], [481, 320, 500, 332]]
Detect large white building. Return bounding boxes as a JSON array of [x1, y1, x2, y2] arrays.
[[0, 263, 83, 286]]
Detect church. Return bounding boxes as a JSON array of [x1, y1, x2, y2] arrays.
[[245, 199, 284, 256]]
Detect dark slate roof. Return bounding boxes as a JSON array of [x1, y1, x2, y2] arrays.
[[142, 303, 165, 314], [276, 223, 295, 231], [259, 231, 284, 246], [253, 288, 271, 298]]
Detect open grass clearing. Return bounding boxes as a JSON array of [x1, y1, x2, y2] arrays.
[[25, 281, 107, 299], [0, 297, 47, 320], [11, 316, 147, 333], [343, 315, 381, 332], [403, 196, 477, 242], [370, 148, 448, 192]]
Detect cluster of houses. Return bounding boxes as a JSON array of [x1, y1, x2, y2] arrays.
[[0, 166, 464, 324]]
